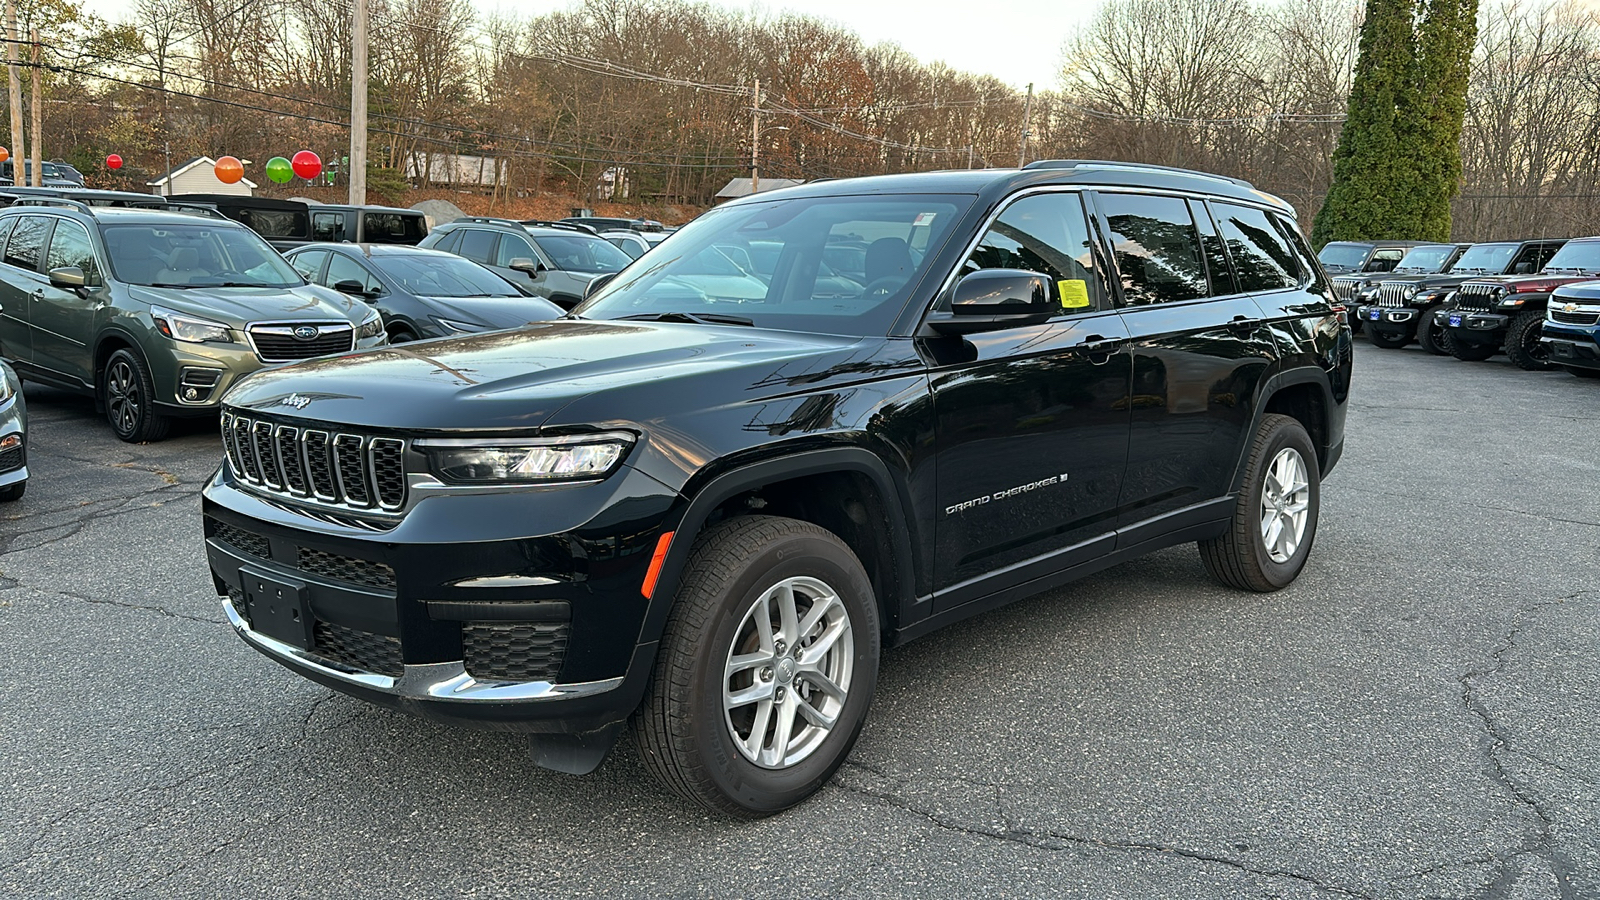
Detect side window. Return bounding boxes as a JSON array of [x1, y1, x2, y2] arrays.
[[1514, 243, 1556, 273], [312, 212, 343, 242], [325, 254, 383, 293], [289, 249, 329, 282], [4, 216, 51, 272], [608, 236, 645, 260], [44, 219, 102, 286], [457, 229, 497, 264], [1365, 248, 1404, 272], [494, 234, 537, 267], [430, 229, 461, 254], [1190, 201, 1235, 296], [1212, 203, 1300, 293], [0, 217, 18, 259], [960, 192, 1105, 313], [1096, 193, 1207, 305]]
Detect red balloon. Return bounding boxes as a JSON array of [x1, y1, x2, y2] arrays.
[[291, 150, 322, 180], [106, 154, 123, 170], [214, 155, 245, 185]]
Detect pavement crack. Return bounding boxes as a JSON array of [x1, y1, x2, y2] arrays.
[[1336, 485, 1600, 529], [11, 582, 223, 625]]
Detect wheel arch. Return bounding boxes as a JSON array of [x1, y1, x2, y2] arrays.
[[638, 447, 917, 648], [1232, 369, 1335, 492], [91, 327, 144, 411]]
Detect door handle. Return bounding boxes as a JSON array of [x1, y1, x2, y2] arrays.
[[1228, 315, 1260, 334], [30, 289, 43, 301], [1076, 333, 1122, 364]]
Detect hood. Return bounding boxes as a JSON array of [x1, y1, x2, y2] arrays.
[[128, 283, 369, 327], [419, 295, 563, 330], [221, 319, 874, 432], [1553, 281, 1600, 302], [1458, 273, 1595, 293]]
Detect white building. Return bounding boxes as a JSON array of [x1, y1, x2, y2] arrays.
[[146, 157, 257, 197]]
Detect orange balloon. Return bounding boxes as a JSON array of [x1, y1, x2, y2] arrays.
[[214, 155, 244, 185], [0, 146, 9, 163]]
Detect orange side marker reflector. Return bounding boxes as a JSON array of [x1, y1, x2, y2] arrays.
[[641, 531, 674, 598]]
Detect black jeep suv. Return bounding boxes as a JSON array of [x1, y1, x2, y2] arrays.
[[201, 161, 1351, 816]]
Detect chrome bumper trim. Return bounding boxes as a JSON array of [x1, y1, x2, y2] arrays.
[[224, 600, 623, 702]]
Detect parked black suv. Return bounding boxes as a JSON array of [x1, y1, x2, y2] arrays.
[[305, 203, 428, 245], [1330, 241, 1463, 310], [1435, 236, 1600, 367], [202, 161, 1351, 816], [1360, 240, 1564, 354], [419, 217, 632, 308]]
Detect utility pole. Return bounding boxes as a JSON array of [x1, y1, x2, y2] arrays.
[[1017, 82, 1034, 168], [29, 28, 39, 186], [5, 2, 24, 182], [348, 0, 368, 205], [750, 78, 760, 196]]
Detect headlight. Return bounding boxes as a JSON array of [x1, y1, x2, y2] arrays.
[[151, 305, 231, 344], [355, 310, 385, 340], [1407, 286, 1421, 297], [415, 432, 633, 484], [434, 317, 486, 334]]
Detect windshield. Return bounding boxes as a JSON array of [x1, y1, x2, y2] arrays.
[[1395, 245, 1453, 272], [1541, 241, 1600, 274], [1317, 243, 1368, 268], [103, 223, 303, 288], [576, 193, 971, 336], [531, 235, 632, 273], [1448, 243, 1516, 274], [372, 253, 518, 297]]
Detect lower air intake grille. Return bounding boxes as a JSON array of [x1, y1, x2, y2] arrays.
[[211, 520, 271, 560], [312, 620, 403, 677], [463, 622, 570, 682], [296, 547, 396, 591], [0, 445, 21, 474]]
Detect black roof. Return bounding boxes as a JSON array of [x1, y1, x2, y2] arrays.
[[287, 241, 454, 259], [306, 203, 423, 216]]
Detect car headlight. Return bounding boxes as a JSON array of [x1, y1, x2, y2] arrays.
[[434, 317, 486, 334], [415, 432, 633, 484], [355, 310, 385, 340], [151, 305, 231, 344]]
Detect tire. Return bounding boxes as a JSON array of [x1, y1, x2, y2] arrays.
[[100, 348, 171, 443], [388, 327, 417, 343], [1366, 326, 1409, 349], [1417, 310, 1450, 356], [0, 481, 23, 502], [1567, 366, 1600, 379], [633, 515, 880, 817], [1449, 336, 1496, 361], [1199, 413, 1320, 592], [1503, 311, 1554, 371]]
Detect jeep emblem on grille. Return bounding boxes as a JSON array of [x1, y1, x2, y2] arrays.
[[281, 393, 313, 410], [293, 325, 320, 341]]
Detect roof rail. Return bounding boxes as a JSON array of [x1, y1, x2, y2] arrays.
[[520, 219, 599, 234], [154, 202, 231, 221], [4, 196, 93, 213], [1023, 159, 1256, 190], [457, 215, 525, 228]]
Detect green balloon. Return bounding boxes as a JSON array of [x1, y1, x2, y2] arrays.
[[265, 156, 293, 184]]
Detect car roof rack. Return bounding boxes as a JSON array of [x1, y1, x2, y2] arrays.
[[4, 196, 93, 213], [456, 215, 526, 228], [520, 219, 599, 234], [1023, 159, 1256, 190]]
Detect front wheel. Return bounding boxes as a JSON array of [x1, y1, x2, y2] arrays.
[[1200, 414, 1320, 592], [1503, 311, 1554, 370], [1417, 310, 1450, 356], [633, 515, 879, 817], [1449, 336, 1497, 361], [1367, 327, 1409, 349], [0, 481, 23, 502], [100, 349, 171, 443]]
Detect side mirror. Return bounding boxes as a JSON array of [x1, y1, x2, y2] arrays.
[[510, 257, 545, 275], [1513, 262, 1535, 274], [584, 273, 617, 299], [924, 269, 1055, 336], [48, 266, 86, 288], [332, 279, 380, 299]]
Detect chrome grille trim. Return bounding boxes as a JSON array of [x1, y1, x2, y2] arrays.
[[221, 412, 407, 518], [246, 322, 356, 364], [1550, 308, 1600, 327], [1331, 276, 1362, 302], [1377, 281, 1413, 308], [1456, 282, 1498, 311]]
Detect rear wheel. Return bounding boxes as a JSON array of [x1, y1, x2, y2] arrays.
[[100, 349, 171, 443], [1503, 311, 1554, 370], [633, 515, 880, 817], [1200, 414, 1320, 592], [1449, 336, 1496, 361]]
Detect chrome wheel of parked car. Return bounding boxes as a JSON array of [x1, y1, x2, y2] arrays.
[[1259, 448, 1311, 564], [723, 575, 855, 770]]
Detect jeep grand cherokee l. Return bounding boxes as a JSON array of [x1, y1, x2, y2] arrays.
[[202, 161, 1351, 817]]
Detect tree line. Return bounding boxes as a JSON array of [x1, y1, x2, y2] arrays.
[[10, 0, 1600, 239]]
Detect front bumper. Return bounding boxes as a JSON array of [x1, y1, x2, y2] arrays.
[[1364, 306, 1421, 337], [0, 387, 25, 490], [1437, 309, 1508, 346], [203, 462, 680, 735], [1541, 326, 1600, 371], [152, 334, 389, 417]]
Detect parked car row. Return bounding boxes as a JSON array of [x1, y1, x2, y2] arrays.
[[1349, 234, 1600, 377]]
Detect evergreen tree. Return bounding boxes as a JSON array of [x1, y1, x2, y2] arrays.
[[1408, 0, 1480, 241], [1312, 0, 1419, 247]]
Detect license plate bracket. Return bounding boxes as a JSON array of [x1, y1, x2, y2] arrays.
[[241, 567, 313, 649]]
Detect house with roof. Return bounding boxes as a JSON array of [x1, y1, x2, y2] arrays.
[[713, 177, 804, 204], [147, 156, 257, 197]]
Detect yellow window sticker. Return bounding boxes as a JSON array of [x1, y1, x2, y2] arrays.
[[1058, 279, 1091, 309]]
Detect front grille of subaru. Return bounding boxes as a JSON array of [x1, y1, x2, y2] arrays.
[[1455, 283, 1499, 311], [247, 323, 355, 363], [222, 412, 407, 516], [1376, 281, 1413, 308]]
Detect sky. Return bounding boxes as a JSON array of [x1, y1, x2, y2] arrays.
[[77, 0, 1097, 93]]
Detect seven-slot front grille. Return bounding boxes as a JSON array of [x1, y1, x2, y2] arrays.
[[247, 323, 355, 363], [222, 412, 407, 514], [1552, 308, 1600, 327], [1376, 281, 1414, 308], [1455, 282, 1499, 311], [1331, 276, 1362, 303]]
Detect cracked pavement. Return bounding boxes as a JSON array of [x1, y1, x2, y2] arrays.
[[2, 344, 1598, 899]]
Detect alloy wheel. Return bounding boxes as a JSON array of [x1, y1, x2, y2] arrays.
[[1259, 447, 1311, 564], [106, 359, 140, 435]]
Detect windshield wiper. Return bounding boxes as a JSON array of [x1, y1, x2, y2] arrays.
[[618, 311, 754, 327], [144, 282, 198, 289]]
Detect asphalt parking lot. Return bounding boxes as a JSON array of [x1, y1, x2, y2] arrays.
[[1, 341, 1597, 899]]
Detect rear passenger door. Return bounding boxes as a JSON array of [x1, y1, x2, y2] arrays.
[[0, 215, 55, 368], [1090, 191, 1273, 533], [32, 216, 104, 383], [0, 216, 26, 361]]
